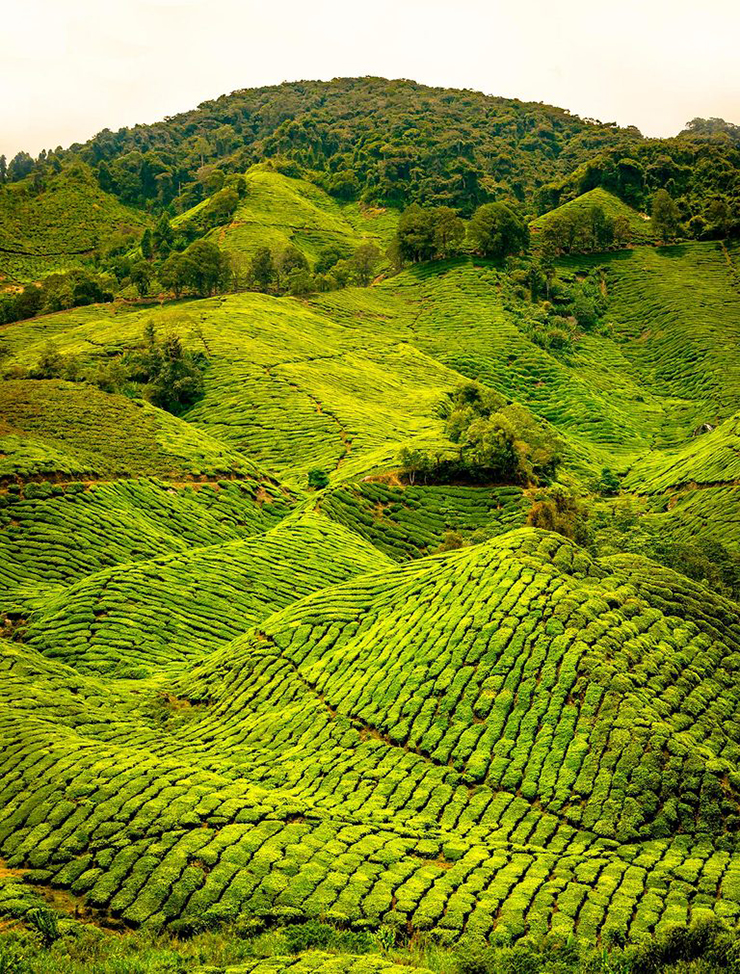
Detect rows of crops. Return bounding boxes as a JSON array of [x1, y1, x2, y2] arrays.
[[21, 512, 392, 676], [0, 166, 148, 284], [0, 379, 262, 482], [3, 531, 740, 947], [320, 482, 528, 559], [180, 167, 397, 270], [0, 478, 291, 605]]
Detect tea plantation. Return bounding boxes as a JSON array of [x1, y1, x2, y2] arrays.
[[2, 197, 740, 972]]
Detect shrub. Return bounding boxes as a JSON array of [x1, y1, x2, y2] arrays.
[[528, 485, 591, 544], [307, 468, 330, 489]]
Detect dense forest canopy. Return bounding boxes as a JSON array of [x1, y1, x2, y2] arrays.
[[1, 78, 737, 248], [2, 77, 641, 214]]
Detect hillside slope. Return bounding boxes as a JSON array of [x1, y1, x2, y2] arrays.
[[176, 166, 398, 269], [2, 81, 740, 968], [3, 531, 740, 947], [0, 164, 148, 285]]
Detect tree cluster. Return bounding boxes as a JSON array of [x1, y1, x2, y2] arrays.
[[245, 240, 382, 296], [501, 260, 608, 356], [0, 269, 114, 325], [537, 203, 631, 256], [536, 136, 740, 243], [20, 323, 206, 415], [398, 381, 561, 487], [391, 202, 528, 266]]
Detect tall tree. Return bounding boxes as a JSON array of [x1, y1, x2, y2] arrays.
[[7, 151, 34, 182], [433, 207, 465, 257], [395, 205, 437, 262], [152, 213, 174, 256], [652, 189, 680, 244], [249, 247, 276, 291], [467, 203, 529, 259], [349, 242, 381, 285]]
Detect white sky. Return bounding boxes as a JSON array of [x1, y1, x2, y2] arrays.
[[1, 0, 739, 160]]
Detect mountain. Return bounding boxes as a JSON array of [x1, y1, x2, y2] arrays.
[[1, 78, 740, 973]]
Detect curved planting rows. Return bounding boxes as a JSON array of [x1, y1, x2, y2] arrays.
[[3, 531, 740, 946], [22, 513, 392, 676], [0, 379, 262, 482], [0, 478, 290, 604], [320, 482, 528, 559]]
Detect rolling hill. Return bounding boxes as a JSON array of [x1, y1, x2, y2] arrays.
[[175, 166, 398, 271], [0, 164, 148, 286]]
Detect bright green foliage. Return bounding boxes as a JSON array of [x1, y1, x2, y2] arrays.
[[320, 482, 528, 559], [0, 380, 260, 481], [466, 204, 529, 259], [21, 513, 391, 676], [0, 478, 289, 602], [530, 188, 655, 254], [3, 530, 740, 951], [0, 163, 148, 284], [652, 189, 681, 244], [175, 167, 397, 275], [3, 133, 740, 971]]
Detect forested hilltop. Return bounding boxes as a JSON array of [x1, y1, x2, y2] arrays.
[[2, 78, 740, 974]]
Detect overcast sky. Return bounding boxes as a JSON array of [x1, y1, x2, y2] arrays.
[[1, 0, 738, 160]]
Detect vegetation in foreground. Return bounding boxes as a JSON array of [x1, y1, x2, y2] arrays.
[[3, 910, 740, 974]]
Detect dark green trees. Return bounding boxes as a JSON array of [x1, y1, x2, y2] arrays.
[[652, 189, 681, 243], [467, 203, 529, 259], [160, 241, 231, 297], [395, 205, 465, 262]]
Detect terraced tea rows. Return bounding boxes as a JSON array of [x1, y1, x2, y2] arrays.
[[21, 513, 392, 676], [0, 479, 291, 607], [3, 224, 740, 964], [320, 483, 528, 560], [177, 167, 397, 270], [3, 531, 740, 950], [530, 188, 655, 248], [0, 379, 263, 482], [0, 165, 148, 284]]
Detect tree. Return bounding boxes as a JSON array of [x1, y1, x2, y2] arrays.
[[349, 242, 381, 285], [307, 468, 330, 489], [528, 486, 590, 544], [7, 151, 34, 182], [287, 269, 314, 295], [140, 228, 153, 259], [398, 447, 435, 485], [706, 198, 732, 237], [652, 189, 680, 243], [160, 254, 192, 298], [182, 240, 231, 296], [587, 204, 614, 250], [467, 202, 529, 259], [433, 207, 465, 257], [142, 332, 205, 414], [277, 246, 308, 291], [613, 214, 632, 248], [315, 244, 346, 275], [250, 248, 276, 291], [130, 261, 153, 298], [214, 124, 238, 156], [395, 204, 437, 262], [0, 155, 6, 185], [193, 136, 211, 168], [596, 468, 621, 496], [152, 212, 174, 256]]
